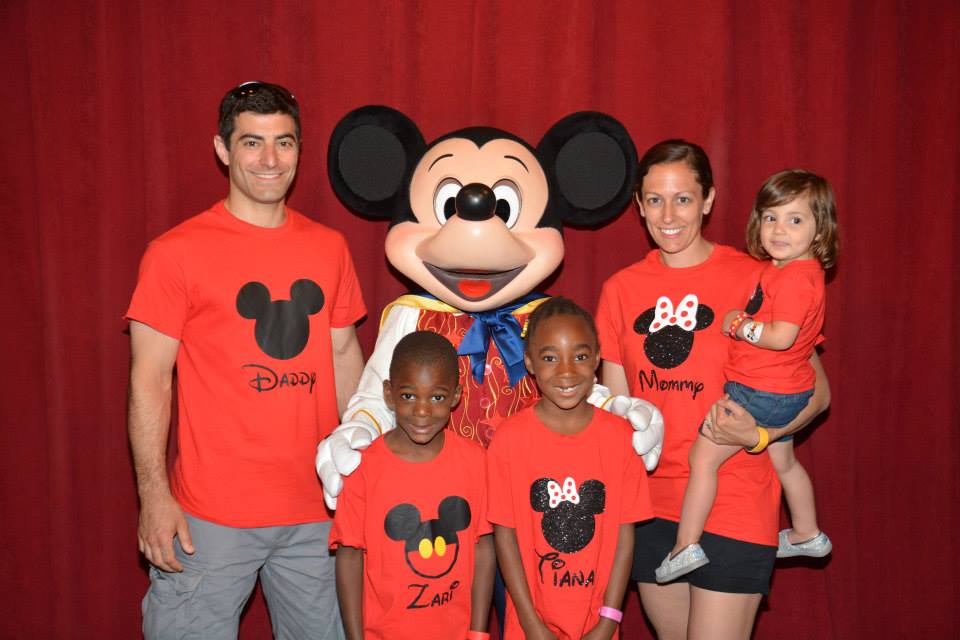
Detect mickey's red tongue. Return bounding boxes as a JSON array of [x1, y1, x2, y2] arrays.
[[458, 280, 491, 298]]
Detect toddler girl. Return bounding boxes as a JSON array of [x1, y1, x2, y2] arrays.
[[657, 169, 839, 582]]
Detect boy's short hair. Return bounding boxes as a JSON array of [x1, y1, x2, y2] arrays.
[[218, 81, 301, 149], [389, 331, 459, 384], [746, 169, 840, 269], [524, 296, 598, 350]]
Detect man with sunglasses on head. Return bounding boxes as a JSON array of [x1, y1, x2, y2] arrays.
[[126, 81, 365, 639]]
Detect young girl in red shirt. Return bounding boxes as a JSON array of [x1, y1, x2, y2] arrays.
[[657, 170, 840, 582], [487, 297, 653, 639]]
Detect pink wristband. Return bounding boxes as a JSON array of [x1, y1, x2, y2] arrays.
[[465, 632, 490, 640], [599, 606, 623, 623]]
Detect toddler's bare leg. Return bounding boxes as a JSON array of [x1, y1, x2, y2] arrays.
[[672, 434, 742, 555], [769, 439, 821, 542]]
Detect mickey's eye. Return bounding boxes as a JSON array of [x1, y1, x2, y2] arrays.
[[492, 181, 521, 228], [434, 179, 462, 225]]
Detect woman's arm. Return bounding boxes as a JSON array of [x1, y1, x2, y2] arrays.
[[702, 351, 830, 447], [582, 523, 635, 640], [601, 361, 630, 396], [493, 525, 557, 640], [335, 546, 365, 640], [470, 534, 495, 633]]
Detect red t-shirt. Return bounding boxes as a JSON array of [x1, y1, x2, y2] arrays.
[[330, 434, 490, 640], [126, 201, 366, 527], [596, 245, 780, 546], [724, 259, 825, 393], [486, 407, 653, 640]]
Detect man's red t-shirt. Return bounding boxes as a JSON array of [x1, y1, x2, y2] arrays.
[[330, 434, 490, 640], [725, 259, 825, 393], [486, 407, 652, 640], [596, 245, 780, 546], [126, 201, 366, 527]]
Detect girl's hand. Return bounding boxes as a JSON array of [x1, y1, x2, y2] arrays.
[[581, 618, 617, 640], [520, 621, 559, 640], [700, 395, 759, 448], [722, 309, 743, 336]]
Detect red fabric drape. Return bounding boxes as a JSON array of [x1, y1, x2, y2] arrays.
[[3, 1, 957, 637]]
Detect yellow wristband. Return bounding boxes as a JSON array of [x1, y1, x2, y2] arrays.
[[746, 426, 770, 454]]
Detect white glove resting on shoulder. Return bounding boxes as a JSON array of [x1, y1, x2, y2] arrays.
[[588, 383, 664, 471]]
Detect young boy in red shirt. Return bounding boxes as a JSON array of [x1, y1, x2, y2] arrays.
[[331, 331, 495, 640]]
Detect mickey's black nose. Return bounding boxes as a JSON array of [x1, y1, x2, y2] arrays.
[[455, 183, 496, 221]]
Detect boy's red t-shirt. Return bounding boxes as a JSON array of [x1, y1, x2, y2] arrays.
[[596, 245, 780, 546], [330, 433, 490, 640], [125, 201, 366, 527], [724, 259, 825, 393], [486, 406, 653, 640]]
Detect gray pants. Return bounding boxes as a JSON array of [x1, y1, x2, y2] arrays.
[[142, 514, 345, 640]]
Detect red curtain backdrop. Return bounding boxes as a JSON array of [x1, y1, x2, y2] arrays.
[[3, 1, 957, 637]]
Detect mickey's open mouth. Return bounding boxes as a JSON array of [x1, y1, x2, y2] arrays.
[[424, 263, 526, 301]]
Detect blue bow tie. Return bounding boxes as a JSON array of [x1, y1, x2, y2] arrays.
[[457, 293, 546, 386]]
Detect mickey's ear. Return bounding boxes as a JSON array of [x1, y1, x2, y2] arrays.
[[384, 503, 422, 541], [438, 496, 472, 533], [537, 112, 637, 228], [327, 105, 426, 219]]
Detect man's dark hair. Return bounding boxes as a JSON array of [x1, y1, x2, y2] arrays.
[[389, 331, 459, 384], [218, 82, 300, 150]]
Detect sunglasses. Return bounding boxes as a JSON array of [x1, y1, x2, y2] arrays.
[[230, 81, 298, 107]]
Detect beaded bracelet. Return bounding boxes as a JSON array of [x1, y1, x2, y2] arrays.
[[727, 312, 748, 339]]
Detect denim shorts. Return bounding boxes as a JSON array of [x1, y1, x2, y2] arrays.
[[724, 380, 813, 442]]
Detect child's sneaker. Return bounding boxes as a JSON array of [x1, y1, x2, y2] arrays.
[[777, 529, 832, 558], [654, 544, 709, 583]]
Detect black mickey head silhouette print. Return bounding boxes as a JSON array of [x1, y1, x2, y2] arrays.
[[745, 283, 763, 315], [633, 294, 714, 369], [384, 496, 471, 579], [236, 279, 324, 360], [531, 476, 605, 554]]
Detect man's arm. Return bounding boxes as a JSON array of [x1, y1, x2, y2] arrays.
[[470, 534, 495, 633], [493, 525, 557, 640], [335, 546, 364, 640], [128, 320, 193, 572], [704, 351, 831, 446], [582, 523, 634, 640], [331, 325, 364, 419]]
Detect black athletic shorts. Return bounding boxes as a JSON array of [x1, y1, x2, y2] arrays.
[[632, 518, 777, 595]]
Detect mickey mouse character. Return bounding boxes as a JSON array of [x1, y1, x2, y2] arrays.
[[316, 106, 665, 508], [531, 477, 605, 554], [384, 496, 471, 579]]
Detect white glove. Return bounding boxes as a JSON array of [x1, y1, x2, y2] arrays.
[[315, 421, 378, 509], [588, 384, 665, 471]]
